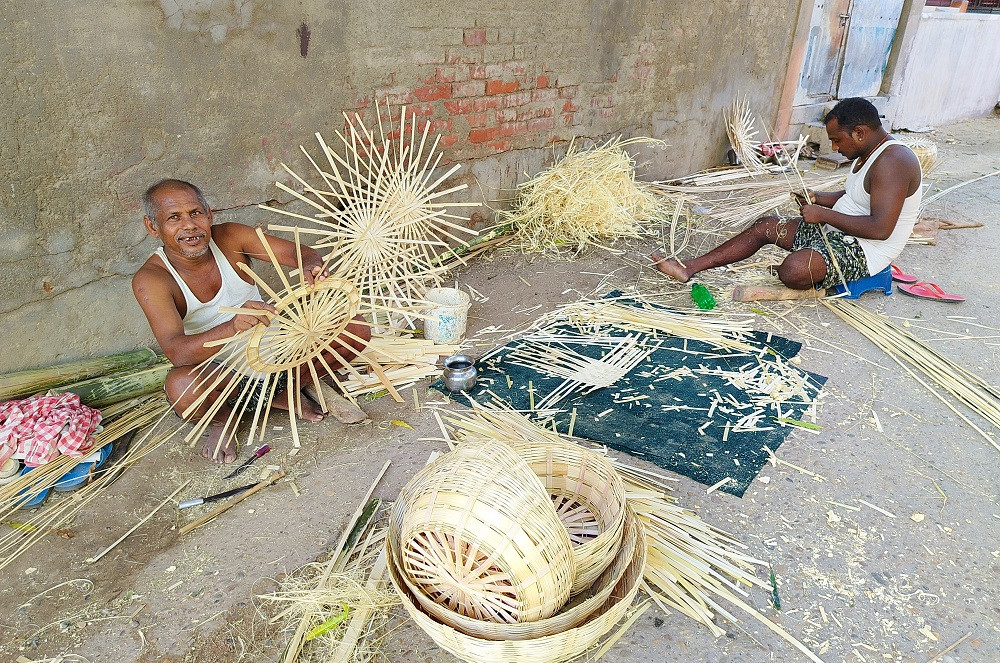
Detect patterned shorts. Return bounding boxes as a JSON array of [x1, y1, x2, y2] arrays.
[[229, 371, 290, 412], [792, 222, 870, 290]]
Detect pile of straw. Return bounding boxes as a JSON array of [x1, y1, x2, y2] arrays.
[[503, 137, 665, 254]]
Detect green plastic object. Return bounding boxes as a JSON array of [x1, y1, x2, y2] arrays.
[[691, 283, 716, 310]]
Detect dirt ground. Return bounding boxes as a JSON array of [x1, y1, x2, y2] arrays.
[[2, 114, 998, 663]]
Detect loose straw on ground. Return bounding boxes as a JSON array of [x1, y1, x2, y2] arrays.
[[824, 300, 1000, 452]]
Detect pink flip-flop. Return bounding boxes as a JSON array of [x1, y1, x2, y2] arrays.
[[890, 264, 918, 284], [897, 281, 965, 303]]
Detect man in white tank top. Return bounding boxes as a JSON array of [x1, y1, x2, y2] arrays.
[[650, 98, 922, 291], [132, 180, 369, 463]]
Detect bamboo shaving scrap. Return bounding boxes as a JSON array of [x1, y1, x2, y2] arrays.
[[502, 136, 666, 253]]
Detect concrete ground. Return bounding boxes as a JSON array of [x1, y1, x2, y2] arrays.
[[1, 114, 998, 663]]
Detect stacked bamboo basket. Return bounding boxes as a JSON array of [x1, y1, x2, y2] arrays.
[[386, 439, 645, 663]]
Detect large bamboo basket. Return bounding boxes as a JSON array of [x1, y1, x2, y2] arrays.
[[396, 504, 639, 641], [387, 514, 646, 663], [389, 445, 575, 624], [897, 136, 938, 175], [507, 439, 627, 595]]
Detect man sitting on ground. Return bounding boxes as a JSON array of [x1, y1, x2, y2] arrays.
[[652, 97, 922, 291], [132, 179, 368, 463]]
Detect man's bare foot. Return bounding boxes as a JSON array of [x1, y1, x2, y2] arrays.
[[650, 251, 692, 283], [273, 389, 325, 422], [202, 425, 238, 464]]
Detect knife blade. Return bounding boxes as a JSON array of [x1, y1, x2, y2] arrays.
[[178, 482, 257, 509]]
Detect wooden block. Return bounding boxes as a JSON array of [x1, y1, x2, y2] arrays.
[[815, 152, 849, 171], [732, 284, 826, 302]]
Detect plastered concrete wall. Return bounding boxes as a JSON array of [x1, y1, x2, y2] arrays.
[[1, 0, 798, 372], [890, 11, 1000, 130]]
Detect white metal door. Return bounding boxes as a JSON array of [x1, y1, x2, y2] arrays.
[[837, 0, 907, 98]]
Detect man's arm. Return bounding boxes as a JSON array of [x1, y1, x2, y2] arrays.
[[132, 267, 273, 366], [219, 222, 326, 285], [793, 189, 844, 209], [800, 148, 918, 240]]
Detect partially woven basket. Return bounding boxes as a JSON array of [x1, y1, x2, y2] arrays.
[[389, 445, 574, 624], [509, 440, 627, 596], [387, 514, 646, 663], [897, 136, 938, 175], [245, 277, 361, 373], [396, 503, 639, 641]]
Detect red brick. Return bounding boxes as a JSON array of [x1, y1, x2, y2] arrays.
[[444, 99, 474, 115], [465, 113, 488, 128], [599, 108, 614, 119], [414, 84, 452, 102], [452, 80, 486, 98], [488, 140, 513, 152], [562, 100, 579, 113], [532, 88, 558, 103], [498, 121, 527, 138], [473, 96, 502, 112], [495, 108, 517, 123], [470, 65, 487, 80], [440, 135, 459, 148], [375, 87, 415, 105], [527, 117, 556, 132], [504, 92, 532, 108], [517, 106, 554, 121], [484, 64, 505, 78], [486, 79, 520, 96], [558, 86, 579, 99], [535, 75, 549, 88], [463, 28, 486, 46], [502, 61, 527, 76], [562, 112, 577, 127], [435, 67, 458, 83], [469, 127, 500, 143], [411, 103, 436, 117]]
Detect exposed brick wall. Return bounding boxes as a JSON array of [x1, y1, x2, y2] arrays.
[[343, 23, 660, 161]]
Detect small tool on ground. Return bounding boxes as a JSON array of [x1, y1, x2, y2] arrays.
[[178, 482, 258, 509], [224, 444, 271, 479]]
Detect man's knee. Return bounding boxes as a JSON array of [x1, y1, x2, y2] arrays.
[[777, 250, 826, 290], [164, 366, 198, 412]]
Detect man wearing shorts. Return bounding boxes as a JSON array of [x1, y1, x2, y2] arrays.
[[651, 97, 922, 291], [132, 179, 369, 463]]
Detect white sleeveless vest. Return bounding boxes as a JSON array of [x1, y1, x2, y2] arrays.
[[830, 139, 922, 274], [154, 239, 261, 335]]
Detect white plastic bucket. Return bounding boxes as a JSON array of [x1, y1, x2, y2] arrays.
[[423, 287, 471, 344]]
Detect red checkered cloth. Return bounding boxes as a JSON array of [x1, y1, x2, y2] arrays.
[[0, 394, 102, 467]]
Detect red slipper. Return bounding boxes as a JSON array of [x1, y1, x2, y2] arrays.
[[897, 281, 965, 303], [890, 264, 918, 283]]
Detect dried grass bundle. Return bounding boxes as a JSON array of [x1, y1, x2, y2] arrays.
[[502, 137, 665, 254], [263, 100, 477, 328]]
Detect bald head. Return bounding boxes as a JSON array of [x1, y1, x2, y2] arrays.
[[143, 179, 209, 226]]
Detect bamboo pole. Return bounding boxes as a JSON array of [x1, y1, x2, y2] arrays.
[[0, 349, 158, 401]]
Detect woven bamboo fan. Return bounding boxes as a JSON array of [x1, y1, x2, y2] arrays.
[[393, 504, 639, 641], [387, 513, 646, 663], [261, 99, 478, 328], [389, 445, 574, 624], [179, 229, 412, 453]]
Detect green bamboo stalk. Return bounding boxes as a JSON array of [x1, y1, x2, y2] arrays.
[[0, 349, 159, 402], [53, 361, 172, 409]]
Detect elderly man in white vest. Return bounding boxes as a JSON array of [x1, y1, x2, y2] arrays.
[[651, 97, 922, 291], [132, 179, 368, 463]]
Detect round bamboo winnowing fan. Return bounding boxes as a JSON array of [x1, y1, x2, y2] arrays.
[[261, 100, 479, 328], [179, 229, 414, 454]]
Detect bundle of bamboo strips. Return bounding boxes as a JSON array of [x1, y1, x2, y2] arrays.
[[825, 300, 1000, 452], [501, 136, 666, 254], [723, 96, 767, 173], [0, 349, 159, 402], [338, 334, 463, 398], [437, 402, 824, 661], [0, 395, 173, 572]]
